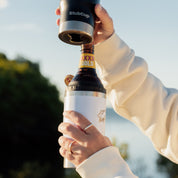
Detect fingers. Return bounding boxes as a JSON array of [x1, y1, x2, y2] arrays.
[[55, 8, 60, 15], [58, 122, 87, 143], [59, 147, 74, 161], [63, 111, 90, 130], [95, 4, 113, 31], [59, 136, 85, 155], [56, 19, 60, 26], [58, 111, 113, 167], [63, 111, 99, 135], [95, 4, 111, 25], [58, 136, 75, 152], [55, 8, 60, 26], [59, 136, 87, 166]]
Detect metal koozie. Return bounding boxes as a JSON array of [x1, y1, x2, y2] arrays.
[[58, 0, 100, 45]]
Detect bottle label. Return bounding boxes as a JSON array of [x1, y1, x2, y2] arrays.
[[79, 53, 96, 69]]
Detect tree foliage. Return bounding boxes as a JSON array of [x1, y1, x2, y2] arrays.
[[0, 53, 64, 177], [111, 137, 129, 160], [157, 154, 178, 178]]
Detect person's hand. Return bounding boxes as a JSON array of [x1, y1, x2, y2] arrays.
[[55, 4, 114, 45], [58, 111, 112, 167], [93, 4, 114, 44]]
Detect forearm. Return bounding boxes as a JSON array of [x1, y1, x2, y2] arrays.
[[95, 33, 178, 163]]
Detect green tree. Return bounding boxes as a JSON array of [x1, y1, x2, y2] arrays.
[[157, 154, 178, 178], [0, 53, 64, 177], [111, 137, 129, 160], [0, 53, 7, 61], [9, 161, 52, 178]]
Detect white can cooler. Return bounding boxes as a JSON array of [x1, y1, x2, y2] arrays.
[[63, 90, 106, 168]]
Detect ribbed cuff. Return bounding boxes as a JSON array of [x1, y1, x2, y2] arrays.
[[76, 146, 137, 178]]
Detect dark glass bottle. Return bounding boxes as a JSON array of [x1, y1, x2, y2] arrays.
[[67, 43, 106, 93], [63, 43, 106, 168]]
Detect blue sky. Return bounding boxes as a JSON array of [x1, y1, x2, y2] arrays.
[[0, 0, 178, 102]]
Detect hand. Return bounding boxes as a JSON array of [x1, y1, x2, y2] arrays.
[[55, 4, 114, 45], [58, 111, 112, 167]]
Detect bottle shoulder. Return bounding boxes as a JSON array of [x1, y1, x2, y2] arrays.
[[67, 68, 106, 93]]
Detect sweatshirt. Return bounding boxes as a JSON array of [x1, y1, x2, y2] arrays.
[[76, 33, 178, 178]]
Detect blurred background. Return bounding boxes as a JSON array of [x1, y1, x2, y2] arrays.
[[0, 0, 178, 177]]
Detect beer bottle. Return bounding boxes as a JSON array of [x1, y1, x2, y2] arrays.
[[63, 43, 106, 168]]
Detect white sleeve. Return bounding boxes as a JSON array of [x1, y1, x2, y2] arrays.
[[76, 146, 138, 178], [94, 33, 178, 164]]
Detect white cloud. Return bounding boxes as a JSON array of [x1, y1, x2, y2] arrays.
[[0, 0, 8, 9]]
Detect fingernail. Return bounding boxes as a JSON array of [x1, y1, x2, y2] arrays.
[[59, 137, 63, 145], [58, 124, 65, 132], [60, 125, 65, 131]]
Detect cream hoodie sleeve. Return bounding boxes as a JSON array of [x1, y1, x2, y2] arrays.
[[77, 146, 138, 178], [94, 33, 178, 164], [76, 33, 177, 178]]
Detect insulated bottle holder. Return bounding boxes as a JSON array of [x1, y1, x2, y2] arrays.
[[58, 0, 100, 45]]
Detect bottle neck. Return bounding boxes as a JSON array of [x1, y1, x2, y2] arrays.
[[68, 44, 106, 93], [79, 44, 96, 70]]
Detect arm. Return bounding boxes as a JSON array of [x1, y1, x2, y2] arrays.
[[95, 33, 178, 164]]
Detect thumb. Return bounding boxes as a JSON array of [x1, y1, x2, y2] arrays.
[[95, 4, 113, 30]]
